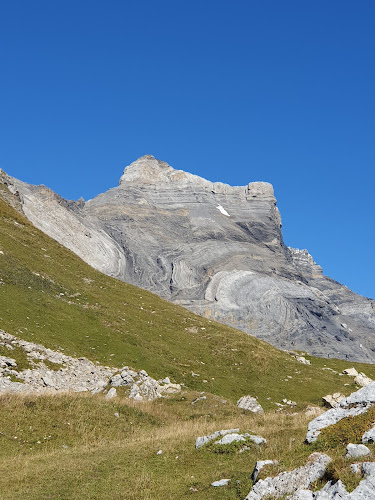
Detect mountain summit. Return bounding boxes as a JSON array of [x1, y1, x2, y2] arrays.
[[1, 158, 374, 362]]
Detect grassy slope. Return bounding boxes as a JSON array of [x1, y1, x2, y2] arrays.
[[1, 392, 374, 499], [1, 188, 375, 408], [1, 187, 375, 498]]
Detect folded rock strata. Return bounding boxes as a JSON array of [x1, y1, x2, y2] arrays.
[[1, 155, 375, 362]]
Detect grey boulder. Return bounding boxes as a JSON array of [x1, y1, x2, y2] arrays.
[[345, 443, 371, 459], [237, 396, 264, 414]]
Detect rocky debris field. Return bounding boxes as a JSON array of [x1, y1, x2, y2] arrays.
[[0, 330, 180, 401]]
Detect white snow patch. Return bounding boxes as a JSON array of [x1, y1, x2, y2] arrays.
[[216, 205, 230, 217]]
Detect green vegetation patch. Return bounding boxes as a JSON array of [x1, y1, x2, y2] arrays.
[[0, 393, 159, 457], [0, 342, 32, 371]]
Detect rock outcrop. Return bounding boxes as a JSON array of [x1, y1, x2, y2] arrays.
[[306, 381, 375, 443], [2, 156, 375, 362], [245, 453, 331, 499], [288, 462, 375, 499], [0, 330, 179, 400]]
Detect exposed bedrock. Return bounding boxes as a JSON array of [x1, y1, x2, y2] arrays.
[[1, 156, 374, 362]]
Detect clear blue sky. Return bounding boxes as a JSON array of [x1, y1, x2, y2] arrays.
[[1, 1, 374, 298]]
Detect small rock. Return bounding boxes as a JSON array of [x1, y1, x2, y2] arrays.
[[41, 375, 55, 388], [120, 371, 135, 385], [215, 433, 246, 445], [343, 367, 359, 377], [248, 434, 267, 445], [237, 396, 264, 414], [191, 396, 207, 404], [350, 463, 362, 474], [159, 383, 181, 394], [109, 374, 123, 386], [354, 373, 372, 387], [345, 443, 371, 458], [211, 479, 230, 487], [105, 387, 117, 399], [295, 356, 311, 365], [132, 393, 143, 402], [0, 356, 17, 368], [322, 393, 345, 408], [362, 425, 375, 443], [251, 460, 277, 482], [195, 428, 240, 449]]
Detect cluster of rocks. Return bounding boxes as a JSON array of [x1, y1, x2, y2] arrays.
[[342, 367, 372, 387], [0, 330, 179, 401], [306, 381, 375, 444], [109, 370, 181, 401], [321, 368, 372, 409], [196, 428, 267, 451], [242, 382, 375, 498]]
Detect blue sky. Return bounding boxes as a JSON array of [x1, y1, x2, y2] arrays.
[[1, 1, 374, 298]]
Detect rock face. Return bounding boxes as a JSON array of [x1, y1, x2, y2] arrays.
[[2, 156, 375, 362]]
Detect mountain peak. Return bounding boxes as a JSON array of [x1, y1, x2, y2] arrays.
[[119, 155, 177, 185], [119, 156, 276, 202]]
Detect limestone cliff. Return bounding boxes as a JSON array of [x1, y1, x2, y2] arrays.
[[1, 156, 374, 362]]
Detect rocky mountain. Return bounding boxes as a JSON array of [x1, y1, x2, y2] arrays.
[[1, 155, 374, 362]]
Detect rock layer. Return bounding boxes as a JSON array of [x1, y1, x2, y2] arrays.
[[1, 156, 375, 362]]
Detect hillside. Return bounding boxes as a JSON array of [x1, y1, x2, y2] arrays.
[[1, 184, 375, 406], [2, 185, 375, 498], [1, 157, 374, 363]]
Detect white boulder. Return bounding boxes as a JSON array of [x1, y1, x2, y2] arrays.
[[345, 443, 371, 459], [237, 396, 264, 414]]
